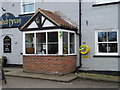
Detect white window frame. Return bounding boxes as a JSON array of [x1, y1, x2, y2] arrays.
[[23, 29, 76, 56], [95, 30, 119, 55], [21, 0, 35, 14], [96, 0, 120, 4]]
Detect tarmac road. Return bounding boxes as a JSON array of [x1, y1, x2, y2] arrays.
[[2, 76, 119, 88]]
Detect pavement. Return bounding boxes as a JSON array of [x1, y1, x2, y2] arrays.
[[4, 67, 120, 83]]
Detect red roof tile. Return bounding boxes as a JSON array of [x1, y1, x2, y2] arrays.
[[39, 8, 76, 29]]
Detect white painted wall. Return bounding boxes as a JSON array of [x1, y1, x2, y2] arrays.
[[2, 28, 23, 64]]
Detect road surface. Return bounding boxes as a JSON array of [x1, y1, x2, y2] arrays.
[[2, 76, 119, 88]]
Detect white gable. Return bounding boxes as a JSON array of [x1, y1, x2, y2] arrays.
[[27, 21, 38, 29], [43, 20, 55, 27], [42, 16, 55, 27]]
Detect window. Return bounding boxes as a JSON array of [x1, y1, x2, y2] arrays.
[[96, 0, 119, 4], [63, 32, 75, 54], [22, 0, 35, 13], [25, 33, 34, 54], [70, 33, 75, 54], [63, 32, 68, 54], [24, 31, 76, 55], [48, 32, 58, 54], [36, 33, 46, 54], [96, 31, 118, 54]]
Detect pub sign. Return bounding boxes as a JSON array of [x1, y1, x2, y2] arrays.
[[4, 36, 11, 53], [0, 13, 32, 28]]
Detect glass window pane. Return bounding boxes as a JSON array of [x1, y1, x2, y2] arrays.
[[70, 33, 74, 43], [70, 33, 75, 54], [70, 44, 75, 54], [48, 44, 58, 54], [48, 32, 58, 43], [108, 32, 117, 42], [108, 43, 117, 53], [23, 4, 34, 13], [98, 43, 107, 53], [25, 33, 34, 54], [63, 32, 68, 54], [48, 32, 58, 54], [98, 32, 107, 42], [23, 0, 34, 4], [36, 33, 46, 54]]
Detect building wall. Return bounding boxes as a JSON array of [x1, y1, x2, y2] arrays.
[[23, 55, 76, 75], [81, 2, 119, 71], [0, 30, 2, 57], [1, 1, 79, 65], [1, 28, 23, 64], [2, 2, 21, 16], [0, 1, 2, 57], [1, 1, 119, 71], [1, 2, 22, 64], [118, 4, 120, 71]]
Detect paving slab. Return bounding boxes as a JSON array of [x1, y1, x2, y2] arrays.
[[4, 67, 78, 82], [3, 67, 120, 83], [75, 72, 120, 83]]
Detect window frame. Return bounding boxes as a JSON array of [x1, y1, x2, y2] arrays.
[[23, 29, 76, 56], [95, 30, 119, 55], [62, 32, 76, 55], [36, 32, 46, 54], [21, 0, 35, 14]]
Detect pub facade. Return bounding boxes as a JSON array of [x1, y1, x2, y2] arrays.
[[1, 0, 119, 75]]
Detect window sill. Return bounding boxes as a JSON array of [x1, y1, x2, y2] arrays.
[[19, 12, 35, 16], [92, 1, 120, 7]]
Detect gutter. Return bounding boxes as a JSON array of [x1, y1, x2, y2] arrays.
[[76, 0, 82, 72]]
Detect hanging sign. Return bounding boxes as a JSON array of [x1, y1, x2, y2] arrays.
[[4, 36, 11, 53], [80, 45, 90, 54], [0, 13, 32, 28], [0, 13, 21, 28]]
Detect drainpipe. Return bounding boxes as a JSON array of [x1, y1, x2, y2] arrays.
[[76, 0, 82, 72]]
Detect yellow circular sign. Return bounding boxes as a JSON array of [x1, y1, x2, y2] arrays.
[[80, 45, 90, 54]]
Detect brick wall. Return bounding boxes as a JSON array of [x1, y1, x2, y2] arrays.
[[23, 55, 76, 75]]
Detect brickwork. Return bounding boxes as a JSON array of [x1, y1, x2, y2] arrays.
[[23, 55, 76, 75]]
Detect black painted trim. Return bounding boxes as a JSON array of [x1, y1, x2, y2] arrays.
[[41, 13, 59, 27], [92, 1, 120, 7], [21, 26, 77, 32], [60, 26, 78, 31], [4, 64, 23, 67], [19, 13, 34, 16], [21, 26, 60, 31], [78, 70, 120, 76], [41, 18, 47, 27], [93, 55, 120, 58], [23, 13, 40, 30], [1, 27, 18, 29]]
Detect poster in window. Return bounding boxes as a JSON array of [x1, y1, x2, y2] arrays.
[[3, 36, 11, 53]]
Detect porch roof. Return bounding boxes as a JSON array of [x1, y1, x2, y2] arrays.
[[20, 8, 77, 31]]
